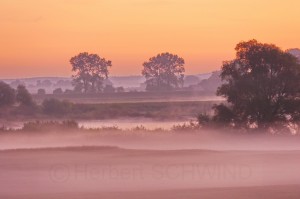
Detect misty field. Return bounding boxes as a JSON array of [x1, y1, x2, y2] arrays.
[[1, 132, 300, 199]]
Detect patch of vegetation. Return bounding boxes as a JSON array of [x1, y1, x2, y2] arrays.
[[0, 119, 299, 135], [171, 121, 199, 132], [42, 98, 73, 116], [22, 120, 79, 132]]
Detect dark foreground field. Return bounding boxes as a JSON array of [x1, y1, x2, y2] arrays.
[[1, 132, 300, 199]]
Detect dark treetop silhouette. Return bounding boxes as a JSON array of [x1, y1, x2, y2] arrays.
[[213, 39, 300, 130], [0, 81, 15, 107], [16, 85, 34, 107], [70, 52, 112, 93], [142, 52, 185, 91]]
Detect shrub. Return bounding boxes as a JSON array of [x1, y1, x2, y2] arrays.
[[22, 120, 79, 132], [197, 113, 211, 126], [103, 85, 115, 93], [131, 125, 147, 131], [64, 89, 73, 94], [37, 88, 46, 95], [53, 88, 63, 94], [42, 98, 73, 116], [116, 87, 125, 93], [171, 121, 199, 132]]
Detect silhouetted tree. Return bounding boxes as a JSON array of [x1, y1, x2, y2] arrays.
[[70, 52, 112, 93], [53, 88, 63, 95], [55, 80, 72, 87], [36, 79, 52, 87], [64, 89, 73, 94], [10, 80, 24, 88], [116, 87, 125, 93], [142, 52, 185, 91], [0, 81, 15, 107], [42, 98, 72, 115], [103, 85, 115, 93], [37, 88, 46, 95], [214, 40, 300, 129], [73, 83, 83, 93], [198, 71, 222, 93], [16, 85, 34, 107]]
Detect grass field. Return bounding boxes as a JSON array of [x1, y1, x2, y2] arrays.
[[32, 91, 222, 104], [67, 100, 219, 120], [1, 91, 223, 121], [0, 100, 220, 121]]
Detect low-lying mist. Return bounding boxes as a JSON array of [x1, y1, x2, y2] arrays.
[[1, 128, 300, 151], [1, 124, 300, 199]]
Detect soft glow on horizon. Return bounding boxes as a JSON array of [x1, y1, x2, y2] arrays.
[[1, 0, 300, 78]]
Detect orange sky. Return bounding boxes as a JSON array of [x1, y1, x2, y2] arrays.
[[1, 0, 300, 78]]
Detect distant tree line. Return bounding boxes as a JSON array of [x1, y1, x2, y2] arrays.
[[0, 82, 35, 108], [0, 82, 72, 116]]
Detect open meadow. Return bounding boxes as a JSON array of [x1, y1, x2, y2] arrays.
[[1, 131, 300, 199], [1, 91, 222, 122]]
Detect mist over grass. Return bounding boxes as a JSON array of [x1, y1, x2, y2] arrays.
[[1, 120, 300, 152], [1, 119, 299, 135], [1, 119, 300, 148]]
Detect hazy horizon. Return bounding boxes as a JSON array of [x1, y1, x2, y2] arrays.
[[0, 72, 214, 80]]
